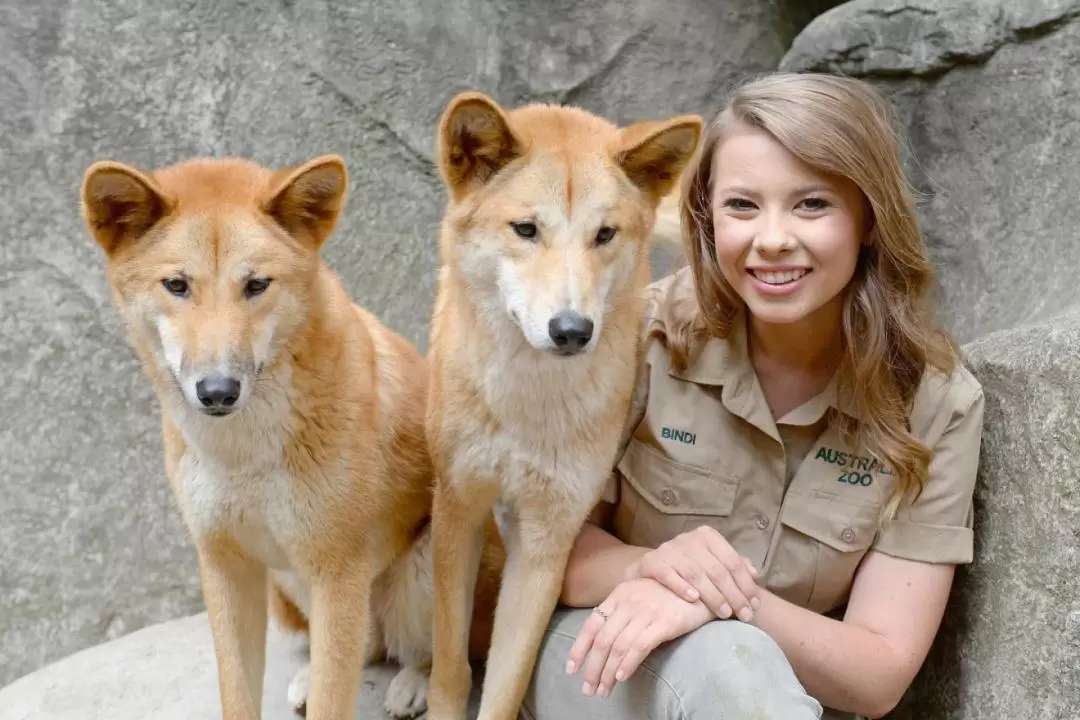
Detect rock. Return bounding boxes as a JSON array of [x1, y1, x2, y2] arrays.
[[782, 1, 1080, 717], [0, 0, 842, 688], [889, 314, 1080, 719], [0, 612, 483, 719], [781, 0, 1080, 346]]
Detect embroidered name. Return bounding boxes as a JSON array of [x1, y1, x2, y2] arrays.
[[661, 427, 696, 446]]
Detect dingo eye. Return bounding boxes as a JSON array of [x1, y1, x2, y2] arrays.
[[244, 278, 271, 298], [595, 226, 617, 246], [510, 221, 538, 240], [162, 278, 189, 297]]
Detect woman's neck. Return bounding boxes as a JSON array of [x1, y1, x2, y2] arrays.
[[746, 296, 846, 419]]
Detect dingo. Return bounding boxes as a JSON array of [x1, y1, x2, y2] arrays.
[[423, 92, 703, 719], [79, 154, 500, 720]]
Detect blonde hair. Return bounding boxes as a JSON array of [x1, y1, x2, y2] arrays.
[[669, 72, 959, 522]]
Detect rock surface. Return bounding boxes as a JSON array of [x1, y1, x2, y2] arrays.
[[782, 0, 1080, 346], [0, 612, 483, 720], [890, 313, 1080, 719], [783, 1, 1080, 717], [0, 0, 840, 689]]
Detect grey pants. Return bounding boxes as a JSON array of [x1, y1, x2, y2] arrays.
[[520, 608, 854, 720]]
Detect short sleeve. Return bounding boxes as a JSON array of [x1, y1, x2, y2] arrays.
[[871, 385, 986, 565]]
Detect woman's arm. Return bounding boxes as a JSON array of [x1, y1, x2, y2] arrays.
[[559, 503, 649, 607], [749, 550, 956, 718]]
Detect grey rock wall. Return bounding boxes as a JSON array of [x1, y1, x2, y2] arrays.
[[782, 1, 1080, 717], [0, 0, 837, 688]]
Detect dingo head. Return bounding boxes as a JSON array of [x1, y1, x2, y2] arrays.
[[436, 91, 701, 356], [81, 154, 348, 417]]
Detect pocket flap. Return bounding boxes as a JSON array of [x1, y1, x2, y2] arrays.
[[617, 438, 737, 516], [780, 492, 879, 553]]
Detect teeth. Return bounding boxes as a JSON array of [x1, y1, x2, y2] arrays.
[[752, 269, 808, 285]]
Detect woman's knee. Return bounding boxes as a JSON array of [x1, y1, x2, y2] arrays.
[[670, 620, 790, 681], [652, 620, 822, 719], [523, 611, 821, 720]]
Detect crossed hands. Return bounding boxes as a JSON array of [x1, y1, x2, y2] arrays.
[[565, 526, 761, 698]]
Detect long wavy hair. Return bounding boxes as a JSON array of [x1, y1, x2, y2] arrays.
[[668, 72, 960, 522]]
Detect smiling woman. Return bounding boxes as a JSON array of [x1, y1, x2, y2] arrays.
[[521, 72, 985, 720]]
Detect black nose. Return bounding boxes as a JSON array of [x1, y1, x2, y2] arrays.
[[548, 311, 594, 351], [195, 374, 242, 409]]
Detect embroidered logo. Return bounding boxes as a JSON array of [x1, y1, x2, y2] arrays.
[[814, 446, 891, 487]]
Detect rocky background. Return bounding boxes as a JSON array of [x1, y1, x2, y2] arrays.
[[1, 0, 1077, 717]]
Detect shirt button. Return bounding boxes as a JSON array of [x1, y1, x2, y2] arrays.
[[841, 528, 856, 543], [756, 515, 769, 530], [660, 488, 676, 506]]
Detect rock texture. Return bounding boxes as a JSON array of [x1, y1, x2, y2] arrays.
[[0, 0, 840, 688], [783, 0, 1080, 345], [783, 1, 1080, 717], [0, 612, 484, 719]]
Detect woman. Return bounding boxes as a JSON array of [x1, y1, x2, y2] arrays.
[[520, 72, 985, 719]]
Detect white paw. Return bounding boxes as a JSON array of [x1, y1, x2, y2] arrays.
[[287, 663, 310, 716], [384, 665, 429, 718]]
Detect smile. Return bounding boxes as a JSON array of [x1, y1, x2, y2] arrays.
[[748, 268, 810, 286]]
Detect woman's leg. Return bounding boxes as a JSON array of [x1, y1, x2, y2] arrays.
[[520, 607, 825, 719]]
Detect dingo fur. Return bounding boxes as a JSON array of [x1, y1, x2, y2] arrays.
[[424, 91, 703, 719], [79, 154, 502, 720]]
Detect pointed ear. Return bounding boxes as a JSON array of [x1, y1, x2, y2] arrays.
[[437, 91, 524, 202], [81, 161, 173, 256], [262, 154, 348, 249], [615, 115, 703, 202]]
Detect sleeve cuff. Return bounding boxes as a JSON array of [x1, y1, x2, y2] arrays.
[[872, 519, 974, 564]]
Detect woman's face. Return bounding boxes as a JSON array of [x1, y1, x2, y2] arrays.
[[710, 123, 868, 330]]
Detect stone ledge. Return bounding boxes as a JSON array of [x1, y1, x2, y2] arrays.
[[0, 612, 481, 720]]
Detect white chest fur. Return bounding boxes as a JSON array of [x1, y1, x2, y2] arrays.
[[168, 382, 300, 571], [450, 330, 627, 509], [177, 453, 296, 570]]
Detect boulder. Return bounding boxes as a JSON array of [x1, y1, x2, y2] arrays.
[[782, 1, 1080, 717], [0, 612, 483, 719], [0, 0, 842, 689]]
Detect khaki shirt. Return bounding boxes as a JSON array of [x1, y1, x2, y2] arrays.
[[603, 268, 985, 615]]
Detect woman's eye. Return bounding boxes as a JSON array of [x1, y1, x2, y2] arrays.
[[800, 197, 831, 212], [244, 278, 272, 298], [162, 278, 189, 297], [723, 198, 756, 212], [510, 221, 538, 240]]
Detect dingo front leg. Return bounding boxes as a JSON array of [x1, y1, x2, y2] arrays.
[[304, 561, 377, 720], [428, 476, 498, 720], [197, 539, 268, 720], [475, 503, 584, 720]]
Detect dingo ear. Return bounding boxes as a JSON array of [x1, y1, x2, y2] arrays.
[[438, 91, 524, 201], [81, 161, 173, 256], [615, 115, 703, 202], [262, 154, 348, 249]]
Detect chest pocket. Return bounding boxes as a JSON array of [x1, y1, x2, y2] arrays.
[[612, 438, 739, 549], [777, 491, 880, 614]]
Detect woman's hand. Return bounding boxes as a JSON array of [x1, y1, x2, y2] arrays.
[[565, 577, 715, 698], [626, 525, 761, 622]]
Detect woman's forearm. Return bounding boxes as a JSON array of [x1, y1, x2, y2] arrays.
[[559, 522, 649, 607], [750, 589, 908, 718]]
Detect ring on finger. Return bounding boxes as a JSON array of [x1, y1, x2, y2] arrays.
[[593, 606, 610, 621]]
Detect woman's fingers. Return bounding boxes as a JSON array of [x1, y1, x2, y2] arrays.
[[566, 601, 617, 676], [578, 604, 634, 696]]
